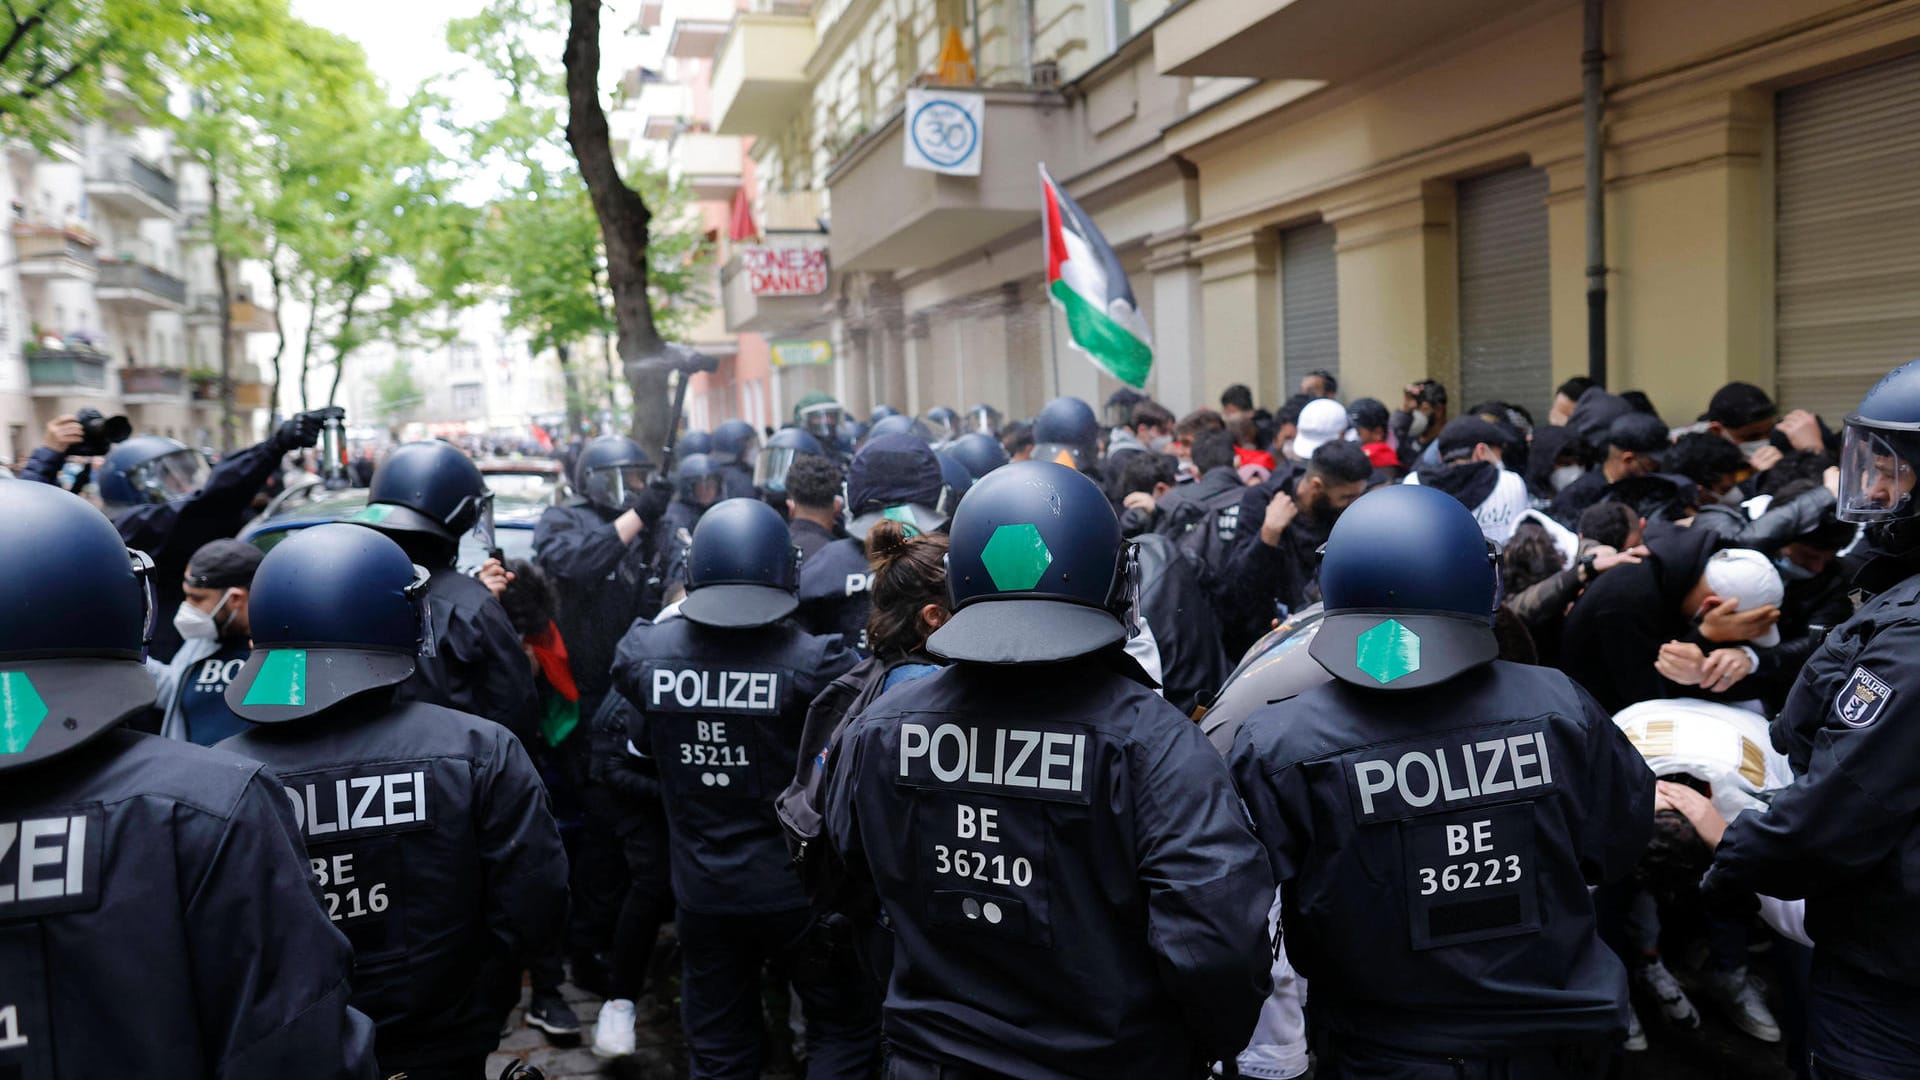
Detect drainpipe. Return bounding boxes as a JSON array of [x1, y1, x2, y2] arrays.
[[968, 0, 981, 81], [1021, 0, 1036, 82], [1583, 0, 1607, 387]]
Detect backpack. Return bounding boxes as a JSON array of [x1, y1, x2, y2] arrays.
[[776, 654, 900, 911]]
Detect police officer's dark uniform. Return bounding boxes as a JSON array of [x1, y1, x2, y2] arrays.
[[824, 461, 1274, 1079], [0, 482, 377, 1079], [220, 523, 569, 1080], [349, 440, 540, 743], [709, 419, 760, 501], [1230, 484, 1654, 1078], [1704, 360, 1920, 1079], [656, 452, 723, 595], [609, 498, 876, 1079], [796, 433, 946, 653]]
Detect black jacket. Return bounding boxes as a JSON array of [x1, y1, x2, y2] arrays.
[[220, 700, 568, 1067], [1152, 465, 1245, 543], [797, 536, 872, 653], [1559, 529, 1737, 713], [824, 651, 1274, 1078], [1132, 531, 1229, 714], [1230, 661, 1654, 1053], [1547, 468, 1611, 530], [1707, 561, 1920, 991], [1689, 485, 1838, 555], [0, 729, 377, 1079], [611, 614, 858, 914], [391, 567, 540, 744], [790, 516, 840, 564], [1212, 481, 1335, 658], [534, 502, 662, 700]]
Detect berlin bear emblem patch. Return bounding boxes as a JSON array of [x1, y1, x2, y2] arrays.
[[1835, 666, 1893, 729]]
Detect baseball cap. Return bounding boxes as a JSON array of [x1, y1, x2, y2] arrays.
[[1701, 382, 1777, 428], [1703, 548, 1784, 647], [186, 538, 266, 590], [1608, 413, 1671, 455], [1348, 397, 1390, 433], [846, 433, 945, 540], [1291, 398, 1350, 458], [1436, 417, 1510, 462]]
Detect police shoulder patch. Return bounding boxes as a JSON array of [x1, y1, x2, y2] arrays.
[[1835, 665, 1893, 729]]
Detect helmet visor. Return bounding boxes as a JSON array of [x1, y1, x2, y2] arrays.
[[969, 406, 1002, 436], [925, 415, 956, 443], [800, 404, 843, 440], [584, 464, 653, 510], [1838, 425, 1917, 523], [129, 449, 210, 503], [754, 446, 803, 492], [469, 491, 497, 553]]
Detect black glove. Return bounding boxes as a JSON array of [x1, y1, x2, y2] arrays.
[[625, 478, 674, 528], [271, 409, 327, 453]]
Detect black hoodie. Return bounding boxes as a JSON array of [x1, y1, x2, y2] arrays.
[[1559, 528, 1734, 712]]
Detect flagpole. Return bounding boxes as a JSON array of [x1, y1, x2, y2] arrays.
[[1047, 301, 1062, 398]]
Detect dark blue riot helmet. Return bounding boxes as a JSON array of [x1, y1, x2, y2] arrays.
[[678, 429, 713, 457], [929, 460, 1134, 664], [710, 419, 759, 466], [945, 431, 1009, 481], [97, 434, 210, 508], [869, 413, 934, 443], [924, 405, 960, 443], [934, 450, 973, 514], [351, 440, 495, 549], [680, 497, 802, 629], [1838, 359, 1920, 544], [846, 432, 946, 539], [0, 482, 158, 771], [967, 403, 1003, 437], [674, 452, 725, 507], [1307, 483, 1499, 692], [1032, 395, 1100, 471], [227, 523, 430, 723], [835, 419, 867, 456], [754, 427, 825, 494], [575, 435, 654, 513], [869, 404, 901, 425]]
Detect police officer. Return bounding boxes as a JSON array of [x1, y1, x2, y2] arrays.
[[923, 405, 960, 446], [869, 413, 935, 443], [754, 426, 826, 496], [609, 498, 876, 1078], [657, 451, 725, 596], [1030, 394, 1101, 471], [350, 440, 540, 741], [1703, 359, 1920, 1078], [823, 461, 1274, 1077], [147, 538, 264, 745], [944, 430, 1009, 483], [1230, 484, 1654, 1076], [0, 482, 376, 1078], [796, 433, 946, 651], [220, 523, 569, 1080], [709, 419, 760, 500], [793, 392, 845, 447]]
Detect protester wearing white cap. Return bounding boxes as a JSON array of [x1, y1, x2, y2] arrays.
[[1289, 398, 1350, 460], [1703, 548, 1786, 647]]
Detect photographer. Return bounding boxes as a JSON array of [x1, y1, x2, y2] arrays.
[[20, 412, 112, 487]]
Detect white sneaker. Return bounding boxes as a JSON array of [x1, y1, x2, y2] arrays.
[[1623, 1005, 1649, 1052], [1708, 969, 1782, 1043], [1634, 958, 1702, 1029], [592, 998, 637, 1058]]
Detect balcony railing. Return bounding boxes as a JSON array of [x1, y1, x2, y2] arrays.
[[11, 225, 98, 277], [121, 365, 187, 399], [95, 260, 189, 308], [85, 145, 180, 216], [25, 349, 109, 393]]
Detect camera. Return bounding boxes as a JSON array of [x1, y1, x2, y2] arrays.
[[71, 408, 132, 457]]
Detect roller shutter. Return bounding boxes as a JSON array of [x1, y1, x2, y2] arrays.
[[1458, 166, 1551, 414], [1281, 221, 1338, 395], [1776, 51, 1920, 422]]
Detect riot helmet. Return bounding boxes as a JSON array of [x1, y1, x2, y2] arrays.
[[710, 419, 760, 467], [674, 452, 724, 507], [945, 431, 1010, 481], [835, 419, 867, 456], [678, 430, 713, 457], [98, 435, 210, 508], [1308, 483, 1499, 692], [226, 523, 429, 723], [869, 404, 901, 425], [679, 497, 802, 629], [754, 427, 825, 494], [1838, 359, 1920, 529], [845, 433, 945, 540], [934, 450, 974, 515], [869, 413, 934, 443], [967, 403, 1003, 437], [793, 392, 844, 442], [351, 440, 495, 552], [0, 482, 157, 771], [923, 406, 960, 444], [1031, 395, 1100, 471], [929, 460, 1133, 664], [575, 436, 655, 513]]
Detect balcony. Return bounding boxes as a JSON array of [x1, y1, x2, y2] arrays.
[[825, 88, 1067, 271], [710, 13, 815, 136], [231, 295, 277, 334], [84, 147, 180, 220], [668, 17, 732, 58], [677, 132, 744, 198], [120, 365, 187, 403], [95, 259, 188, 312], [12, 224, 98, 281], [638, 78, 692, 140], [721, 234, 831, 333], [25, 349, 109, 397], [1154, 0, 1535, 80]]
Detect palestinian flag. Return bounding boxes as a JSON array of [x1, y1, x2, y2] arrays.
[[1041, 164, 1153, 389]]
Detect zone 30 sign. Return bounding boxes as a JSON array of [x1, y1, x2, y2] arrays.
[[740, 246, 829, 297]]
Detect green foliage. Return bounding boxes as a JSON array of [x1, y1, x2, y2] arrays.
[[372, 356, 423, 425]]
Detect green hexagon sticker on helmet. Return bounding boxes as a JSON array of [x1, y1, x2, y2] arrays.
[[1355, 619, 1421, 684], [980, 522, 1053, 592], [0, 671, 48, 755]]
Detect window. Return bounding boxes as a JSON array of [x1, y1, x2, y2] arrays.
[[451, 383, 484, 414]]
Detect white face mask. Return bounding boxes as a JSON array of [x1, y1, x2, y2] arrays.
[[1408, 410, 1431, 440], [1149, 434, 1173, 453], [1739, 438, 1771, 459], [173, 590, 234, 642], [1551, 464, 1584, 492]]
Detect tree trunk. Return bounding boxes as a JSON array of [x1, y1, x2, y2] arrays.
[[209, 170, 237, 451], [563, 0, 671, 452], [556, 340, 585, 436], [266, 242, 287, 424], [326, 273, 366, 408], [297, 273, 318, 411]]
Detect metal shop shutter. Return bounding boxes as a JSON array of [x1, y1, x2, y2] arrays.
[[1281, 221, 1339, 395], [1457, 166, 1552, 414], [1776, 51, 1920, 422]]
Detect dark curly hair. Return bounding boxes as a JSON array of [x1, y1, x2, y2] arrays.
[[499, 559, 556, 639], [864, 518, 949, 661], [1501, 519, 1566, 595]]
